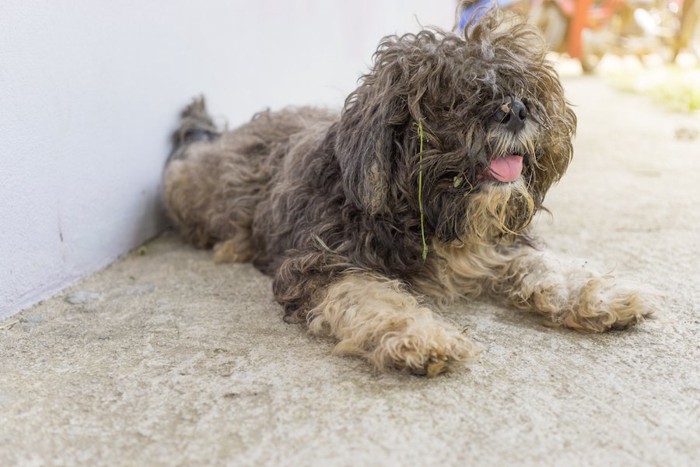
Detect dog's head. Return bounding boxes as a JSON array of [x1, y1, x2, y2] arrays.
[[335, 11, 576, 246]]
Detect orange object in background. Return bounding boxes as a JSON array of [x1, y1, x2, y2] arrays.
[[566, 0, 627, 59], [567, 0, 593, 59]]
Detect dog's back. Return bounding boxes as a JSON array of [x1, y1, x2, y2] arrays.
[[164, 99, 336, 262]]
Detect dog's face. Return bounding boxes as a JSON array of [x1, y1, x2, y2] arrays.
[[335, 13, 576, 245]]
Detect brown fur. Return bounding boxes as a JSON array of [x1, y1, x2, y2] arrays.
[[163, 11, 658, 376]]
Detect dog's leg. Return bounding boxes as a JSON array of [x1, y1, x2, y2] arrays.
[[306, 273, 476, 376], [490, 247, 659, 332]]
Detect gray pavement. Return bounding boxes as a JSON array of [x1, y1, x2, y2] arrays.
[[1, 77, 699, 466]]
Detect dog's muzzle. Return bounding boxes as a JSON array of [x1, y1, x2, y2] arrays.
[[494, 97, 528, 133]]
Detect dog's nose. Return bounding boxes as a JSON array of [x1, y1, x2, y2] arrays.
[[495, 98, 528, 133]]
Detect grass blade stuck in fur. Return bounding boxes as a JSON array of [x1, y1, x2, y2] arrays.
[[418, 119, 428, 260]]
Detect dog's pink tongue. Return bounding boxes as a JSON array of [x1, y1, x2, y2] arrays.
[[487, 155, 523, 182]]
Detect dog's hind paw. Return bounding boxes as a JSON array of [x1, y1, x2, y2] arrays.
[[213, 238, 253, 263]]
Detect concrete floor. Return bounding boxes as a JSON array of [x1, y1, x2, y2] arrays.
[[1, 78, 699, 466]]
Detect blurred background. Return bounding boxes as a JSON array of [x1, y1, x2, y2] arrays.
[[1, 0, 698, 320], [462, 0, 700, 111]]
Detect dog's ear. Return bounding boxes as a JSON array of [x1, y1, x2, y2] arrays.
[[334, 37, 416, 216], [334, 101, 392, 215]]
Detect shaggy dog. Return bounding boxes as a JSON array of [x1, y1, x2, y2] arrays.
[[163, 11, 656, 376]]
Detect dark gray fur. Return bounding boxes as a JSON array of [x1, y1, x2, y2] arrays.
[[163, 12, 576, 322]]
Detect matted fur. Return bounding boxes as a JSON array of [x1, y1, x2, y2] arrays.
[[163, 10, 658, 376]]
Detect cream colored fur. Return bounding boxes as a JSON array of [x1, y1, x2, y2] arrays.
[[307, 274, 477, 376]]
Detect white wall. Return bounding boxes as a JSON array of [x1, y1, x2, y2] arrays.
[[0, 0, 455, 320]]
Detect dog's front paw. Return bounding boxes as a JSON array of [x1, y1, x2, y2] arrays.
[[557, 276, 660, 332], [372, 321, 477, 377], [309, 274, 478, 376]]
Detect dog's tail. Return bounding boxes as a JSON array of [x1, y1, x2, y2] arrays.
[[168, 96, 220, 163]]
